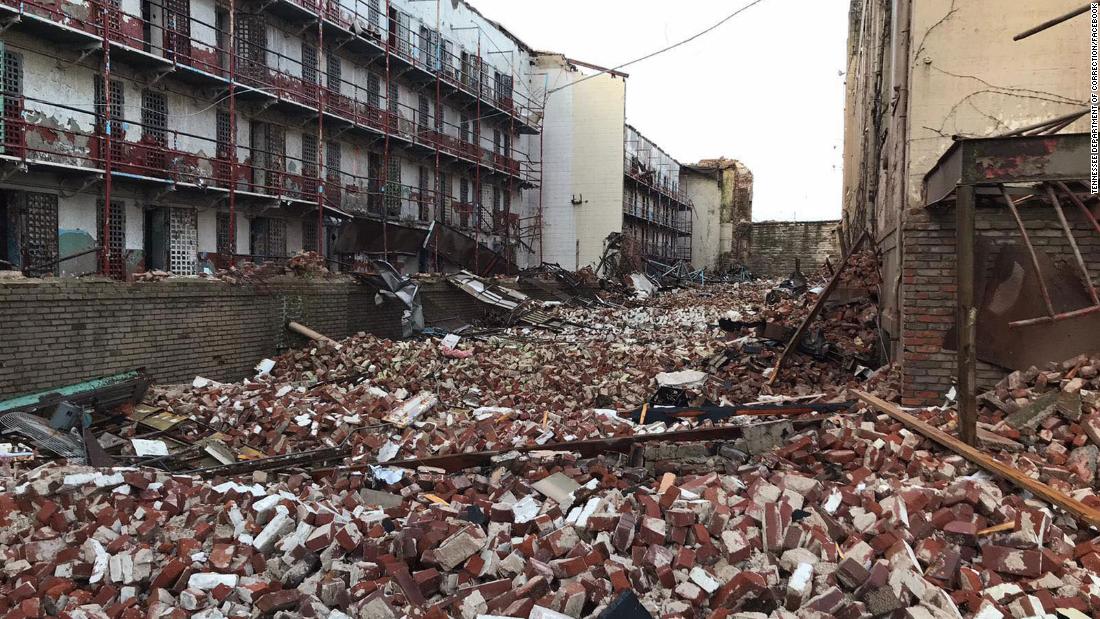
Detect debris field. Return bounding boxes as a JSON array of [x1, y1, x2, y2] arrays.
[[3, 259, 1100, 619]]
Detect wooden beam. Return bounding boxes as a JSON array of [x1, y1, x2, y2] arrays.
[[956, 185, 977, 446], [767, 230, 869, 385], [288, 321, 337, 345], [856, 390, 1100, 529]]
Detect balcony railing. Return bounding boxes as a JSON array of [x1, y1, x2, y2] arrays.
[[622, 195, 692, 235], [624, 160, 693, 207], [0, 0, 539, 132]]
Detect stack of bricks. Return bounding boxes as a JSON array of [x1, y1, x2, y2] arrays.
[[900, 205, 1100, 407]]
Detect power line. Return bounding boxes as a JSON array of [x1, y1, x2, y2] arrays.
[[547, 0, 772, 95]]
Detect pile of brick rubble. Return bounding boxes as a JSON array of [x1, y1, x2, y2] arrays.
[[3, 400, 1099, 619]]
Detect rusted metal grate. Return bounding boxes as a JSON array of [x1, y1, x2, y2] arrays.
[[302, 218, 318, 252], [387, 79, 399, 115], [163, 0, 191, 62], [301, 42, 318, 85], [168, 208, 197, 275], [22, 193, 58, 277], [142, 90, 168, 172], [367, 72, 381, 110], [385, 157, 401, 217], [215, 108, 231, 183], [367, 0, 380, 29], [417, 94, 429, 132], [216, 211, 232, 255], [368, 151, 383, 214], [326, 50, 341, 93], [418, 165, 429, 220], [325, 141, 340, 181], [251, 122, 285, 191], [235, 13, 266, 84], [95, 77, 124, 163], [0, 48, 23, 156], [302, 132, 318, 196], [96, 199, 125, 279], [250, 217, 287, 259], [438, 171, 450, 220]]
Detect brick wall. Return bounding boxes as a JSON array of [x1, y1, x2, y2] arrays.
[[747, 221, 841, 278], [901, 205, 1100, 406], [0, 278, 403, 399]]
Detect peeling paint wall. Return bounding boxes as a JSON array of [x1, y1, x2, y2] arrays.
[[906, 0, 1089, 205], [680, 167, 721, 270], [842, 0, 1091, 359]]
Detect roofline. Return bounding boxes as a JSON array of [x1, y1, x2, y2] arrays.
[[460, 0, 538, 54], [624, 122, 687, 168]]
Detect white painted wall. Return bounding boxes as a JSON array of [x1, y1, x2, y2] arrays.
[[681, 168, 721, 270], [533, 54, 626, 271]]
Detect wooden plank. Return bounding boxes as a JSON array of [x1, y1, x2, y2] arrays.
[[856, 390, 1100, 529], [956, 185, 977, 446], [767, 230, 869, 385]]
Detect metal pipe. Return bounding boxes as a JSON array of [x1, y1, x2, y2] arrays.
[[433, 0, 441, 272], [1014, 3, 1090, 41], [1046, 184, 1099, 304], [316, 11, 324, 255], [1056, 181, 1100, 236], [100, 2, 113, 277], [995, 108, 1090, 137], [1000, 186, 1056, 317], [382, 0, 391, 263], [1009, 303, 1100, 328], [474, 32, 481, 276], [228, 0, 237, 265]]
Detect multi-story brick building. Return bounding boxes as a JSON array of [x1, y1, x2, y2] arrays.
[[0, 0, 542, 277]]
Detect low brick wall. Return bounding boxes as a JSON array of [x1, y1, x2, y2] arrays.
[[900, 205, 1100, 406], [747, 221, 841, 278], [0, 277, 403, 398]]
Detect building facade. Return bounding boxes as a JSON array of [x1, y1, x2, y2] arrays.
[[533, 54, 693, 272], [680, 158, 753, 271], [842, 0, 1095, 403], [0, 0, 542, 278]]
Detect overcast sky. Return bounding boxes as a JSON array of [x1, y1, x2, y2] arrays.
[[468, 0, 849, 222]]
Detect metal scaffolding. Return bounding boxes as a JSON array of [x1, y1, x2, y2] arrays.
[[0, 0, 544, 275]]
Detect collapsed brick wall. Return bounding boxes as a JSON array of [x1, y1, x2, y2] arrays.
[[901, 206, 1100, 406], [747, 221, 841, 278], [0, 278, 403, 399]]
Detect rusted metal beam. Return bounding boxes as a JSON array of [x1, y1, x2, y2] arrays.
[[1046, 184, 1100, 305], [767, 231, 869, 386], [320, 415, 838, 476], [1056, 181, 1100, 236], [189, 413, 843, 479], [1009, 303, 1100, 328], [994, 109, 1089, 138], [923, 134, 1090, 207], [957, 185, 977, 446], [1000, 186, 1056, 318], [1013, 4, 1090, 41], [856, 390, 1100, 529]]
